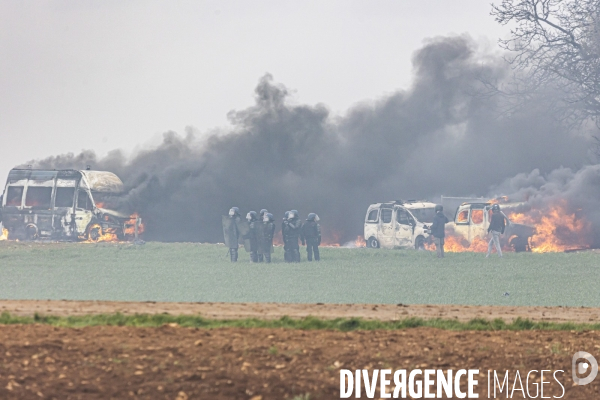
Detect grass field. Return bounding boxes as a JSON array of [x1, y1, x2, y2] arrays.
[[2, 312, 600, 331], [0, 241, 598, 306]]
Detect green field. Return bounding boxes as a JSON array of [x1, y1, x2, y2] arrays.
[[2, 312, 600, 331], [0, 241, 598, 306]]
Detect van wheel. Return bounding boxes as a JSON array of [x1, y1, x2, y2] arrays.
[[510, 236, 529, 252], [88, 225, 102, 242], [415, 236, 425, 250], [367, 237, 380, 248], [25, 224, 39, 241]]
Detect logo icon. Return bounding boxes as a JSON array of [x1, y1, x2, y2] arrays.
[[572, 351, 598, 385]]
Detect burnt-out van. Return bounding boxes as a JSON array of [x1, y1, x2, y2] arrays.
[[363, 200, 435, 249], [0, 168, 134, 241], [452, 202, 535, 252]]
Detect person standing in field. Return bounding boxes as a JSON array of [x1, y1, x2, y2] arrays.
[[282, 211, 291, 262], [245, 211, 259, 262], [301, 213, 321, 261], [222, 207, 241, 262], [286, 210, 303, 262], [257, 212, 275, 263], [486, 204, 510, 258], [430, 204, 449, 258], [257, 209, 268, 262]]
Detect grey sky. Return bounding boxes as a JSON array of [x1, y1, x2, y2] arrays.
[[0, 0, 508, 180]]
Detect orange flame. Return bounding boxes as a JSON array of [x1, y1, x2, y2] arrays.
[[425, 231, 492, 253], [0, 228, 7, 241], [507, 201, 591, 252], [435, 200, 591, 253], [487, 196, 509, 205], [273, 228, 365, 248], [84, 224, 119, 243], [124, 213, 145, 236], [353, 235, 367, 248], [320, 230, 341, 247], [85, 213, 145, 243]]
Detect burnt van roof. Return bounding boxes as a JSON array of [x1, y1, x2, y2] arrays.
[[6, 168, 124, 193]]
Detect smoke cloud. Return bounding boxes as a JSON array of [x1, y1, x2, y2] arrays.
[[23, 35, 598, 243]]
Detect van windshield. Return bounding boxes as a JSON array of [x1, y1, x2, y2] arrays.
[[90, 191, 123, 210], [408, 207, 436, 223]]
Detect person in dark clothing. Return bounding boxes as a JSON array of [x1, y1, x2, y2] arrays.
[[286, 210, 303, 262], [430, 204, 449, 258], [257, 209, 268, 262], [486, 204, 510, 258], [281, 211, 291, 262], [222, 207, 241, 262], [245, 211, 259, 262], [301, 213, 321, 261], [257, 213, 275, 263]]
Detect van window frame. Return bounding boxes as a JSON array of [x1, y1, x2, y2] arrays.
[[470, 208, 485, 225], [380, 208, 393, 224], [5, 185, 25, 207], [24, 186, 53, 209], [76, 189, 94, 211], [395, 208, 411, 226], [366, 209, 379, 223], [455, 207, 470, 225], [55, 187, 76, 208]]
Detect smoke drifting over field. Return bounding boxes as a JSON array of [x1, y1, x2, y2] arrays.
[[25, 36, 598, 243]]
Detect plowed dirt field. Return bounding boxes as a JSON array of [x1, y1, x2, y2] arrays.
[[1, 321, 599, 399]]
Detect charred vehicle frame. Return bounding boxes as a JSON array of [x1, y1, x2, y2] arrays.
[[452, 202, 535, 252], [0, 169, 135, 241], [364, 200, 435, 250]]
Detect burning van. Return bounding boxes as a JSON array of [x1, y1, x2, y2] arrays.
[[364, 200, 434, 249], [0, 168, 137, 241], [452, 202, 535, 252]]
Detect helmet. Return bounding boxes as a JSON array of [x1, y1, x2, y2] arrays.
[[492, 204, 500, 211], [289, 209, 298, 219], [246, 211, 257, 221], [229, 207, 239, 216], [284, 211, 290, 220], [264, 213, 274, 222], [434, 205, 443, 212], [259, 209, 268, 217], [307, 213, 316, 221]]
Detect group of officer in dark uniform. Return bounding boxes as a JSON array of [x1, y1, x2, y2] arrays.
[[222, 208, 321, 263]]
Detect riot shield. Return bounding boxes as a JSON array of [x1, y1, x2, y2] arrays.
[[222, 215, 239, 248], [237, 220, 252, 252]]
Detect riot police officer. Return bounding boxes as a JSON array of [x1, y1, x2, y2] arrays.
[[222, 207, 241, 262], [257, 212, 275, 263], [281, 211, 291, 262], [257, 209, 268, 261], [302, 213, 321, 261], [245, 211, 259, 262], [286, 210, 303, 262]]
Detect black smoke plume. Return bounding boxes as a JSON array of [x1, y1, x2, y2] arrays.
[[24, 36, 597, 243]]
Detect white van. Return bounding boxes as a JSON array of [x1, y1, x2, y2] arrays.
[[0, 168, 133, 241], [363, 200, 435, 249], [451, 202, 535, 252]]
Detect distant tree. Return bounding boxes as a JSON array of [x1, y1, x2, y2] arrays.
[[491, 0, 600, 127]]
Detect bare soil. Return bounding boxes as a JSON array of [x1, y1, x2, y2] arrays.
[[2, 301, 600, 399], [1, 324, 599, 399], [2, 299, 600, 323]]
